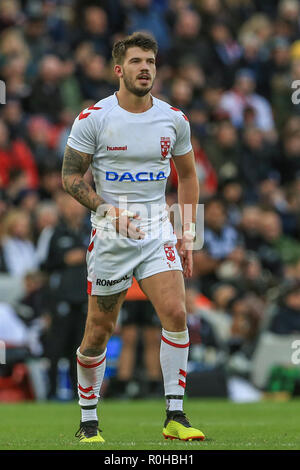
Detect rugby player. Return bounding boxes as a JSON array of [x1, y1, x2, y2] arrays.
[[62, 32, 204, 443]]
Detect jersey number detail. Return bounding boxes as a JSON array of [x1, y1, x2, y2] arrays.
[[79, 105, 102, 121]]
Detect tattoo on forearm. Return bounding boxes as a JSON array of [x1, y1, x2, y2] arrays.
[[62, 145, 105, 212], [96, 293, 122, 313]]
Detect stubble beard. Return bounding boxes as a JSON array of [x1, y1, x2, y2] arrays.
[[122, 71, 154, 97]]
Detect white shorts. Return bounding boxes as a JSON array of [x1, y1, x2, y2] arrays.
[[86, 224, 183, 296]]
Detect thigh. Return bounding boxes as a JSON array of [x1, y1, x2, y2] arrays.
[[134, 236, 182, 284], [138, 270, 186, 319], [86, 228, 139, 296]]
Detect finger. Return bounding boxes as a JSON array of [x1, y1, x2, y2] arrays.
[[135, 226, 145, 236], [127, 222, 145, 239]]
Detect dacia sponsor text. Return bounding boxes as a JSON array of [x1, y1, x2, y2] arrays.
[[105, 171, 167, 182]]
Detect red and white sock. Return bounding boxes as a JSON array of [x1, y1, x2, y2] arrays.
[[76, 347, 106, 422], [160, 328, 190, 411]]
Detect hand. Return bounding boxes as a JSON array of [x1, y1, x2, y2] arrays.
[[177, 232, 194, 278], [106, 206, 145, 240]]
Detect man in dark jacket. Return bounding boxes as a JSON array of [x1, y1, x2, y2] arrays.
[[44, 192, 91, 398], [270, 282, 300, 335]]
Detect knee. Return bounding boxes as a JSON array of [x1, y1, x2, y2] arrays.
[[85, 318, 115, 347], [161, 305, 187, 331]]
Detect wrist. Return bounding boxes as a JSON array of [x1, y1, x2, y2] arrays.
[[183, 222, 196, 240], [104, 205, 117, 222], [96, 202, 114, 218]]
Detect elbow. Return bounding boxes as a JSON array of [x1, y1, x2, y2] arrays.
[[61, 175, 70, 193]]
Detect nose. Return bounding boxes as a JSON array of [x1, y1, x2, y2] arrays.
[[140, 61, 150, 72]]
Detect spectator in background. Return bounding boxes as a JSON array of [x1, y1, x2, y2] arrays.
[[169, 77, 194, 112], [269, 281, 300, 334], [26, 115, 60, 173], [220, 68, 276, 138], [2, 98, 27, 141], [218, 178, 244, 227], [127, 0, 171, 54], [239, 205, 263, 253], [227, 292, 262, 367], [208, 19, 242, 88], [70, 6, 111, 60], [28, 55, 64, 123], [240, 127, 275, 202], [77, 54, 115, 102], [169, 9, 210, 71], [263, 37, 291, 128], [0, 208, 39, 277], [23, 13, 53, 73], [279, 128, 300, 185], [0, 49, 30, 100], [43, 192, 90, 398], [34, 201, 59, 266], [0, 119, 39, 190], [193, 196, 244, 297], [258, 210, 300, 267], [203, 120, 241, 181]]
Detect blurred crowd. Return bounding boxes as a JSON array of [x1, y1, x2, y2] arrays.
[[1, 0, 300, 400]]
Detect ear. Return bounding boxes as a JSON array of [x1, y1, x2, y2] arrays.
[[114, 64, 123, 78]]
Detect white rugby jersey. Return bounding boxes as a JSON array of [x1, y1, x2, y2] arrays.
[[67, 93, 192, 234]]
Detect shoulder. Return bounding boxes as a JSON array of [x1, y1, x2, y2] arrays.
[[153, 96, 189, 124], [75, 94, 118, 126]]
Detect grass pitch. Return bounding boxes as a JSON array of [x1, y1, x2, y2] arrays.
[[0, 398, 300, 450]]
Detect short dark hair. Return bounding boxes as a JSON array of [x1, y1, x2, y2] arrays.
[[112, 32, 158, 65]]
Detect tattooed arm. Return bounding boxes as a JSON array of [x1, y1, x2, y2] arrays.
[[62, 145, 144, 239], [62, 145, 108, 214]]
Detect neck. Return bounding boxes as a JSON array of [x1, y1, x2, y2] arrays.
[[116, 87, 152, 113]]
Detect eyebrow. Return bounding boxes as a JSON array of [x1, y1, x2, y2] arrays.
[[128, 57, 155, 62]]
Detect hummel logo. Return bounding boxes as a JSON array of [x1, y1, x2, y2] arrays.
[[107, 146, 127, 151]]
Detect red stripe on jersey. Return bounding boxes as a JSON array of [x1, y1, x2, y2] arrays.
[[88, 241, 94, 252], [78, 384, 93, 393], [79, 393, 97, 400], [178, 379, 186, 389], [87, 280, 92, 295], [179, 369, 187, 378], [79, 110, 90, 120], [92, 228, 96, 237], [78, 106, 102, 120], [170, 106, 180, 111], [88, 106, 102, 111], [77, 356, 106, 369], [161, 336, 190, 348]]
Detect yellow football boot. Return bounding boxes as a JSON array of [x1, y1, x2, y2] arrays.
[[163, 411, 205, 441], [75, 420, 105, 443]]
